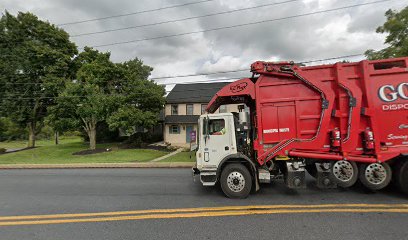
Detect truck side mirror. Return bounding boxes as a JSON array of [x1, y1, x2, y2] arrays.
[[190, 143, 198, 152]]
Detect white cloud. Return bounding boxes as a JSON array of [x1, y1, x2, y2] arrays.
[[1, 0, 405, 90], [201, 56, 246, 72]]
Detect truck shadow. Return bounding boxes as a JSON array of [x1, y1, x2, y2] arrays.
[[255, 176, 407, 200], [191, 173, 407, 200]]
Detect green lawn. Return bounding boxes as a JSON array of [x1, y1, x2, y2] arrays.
[[0, 137, 167, 164], [0, 136, 80, 149], [160, 151, 196, 162]]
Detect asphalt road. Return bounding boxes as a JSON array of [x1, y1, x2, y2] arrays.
[[0, 168, 407, 240]]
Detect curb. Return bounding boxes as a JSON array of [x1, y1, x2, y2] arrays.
[[0, 162, 195, 169]]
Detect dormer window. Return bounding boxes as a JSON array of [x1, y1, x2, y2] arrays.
[[186, 104, 193, 115]]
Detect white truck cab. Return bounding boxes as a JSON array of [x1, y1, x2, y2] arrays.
[[193, 110, 259, 198], [195, 113, 237, 184]]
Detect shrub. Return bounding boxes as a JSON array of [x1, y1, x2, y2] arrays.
[[0, 117, 26, 141]]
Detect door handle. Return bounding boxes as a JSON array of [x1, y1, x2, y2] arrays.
[[225, 146, 229, 151]]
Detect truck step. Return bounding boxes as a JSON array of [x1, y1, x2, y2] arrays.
[[200, 171, 217, 186]]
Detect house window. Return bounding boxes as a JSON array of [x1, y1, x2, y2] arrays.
[[169, 125, 180, 134], [201, 104, 207, 114], [219, 105, 227, 113], [171, 104, 178, 115], [186, 104, 194, 115]]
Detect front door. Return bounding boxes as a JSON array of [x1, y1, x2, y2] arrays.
[[186, 125, 194, 143]]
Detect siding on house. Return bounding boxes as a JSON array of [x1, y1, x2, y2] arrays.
[[163, 82, 240, 148]]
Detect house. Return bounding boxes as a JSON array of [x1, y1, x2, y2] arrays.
[[164, 82, 239, 147]]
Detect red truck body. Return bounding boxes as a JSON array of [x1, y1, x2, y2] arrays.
[[207, 57, 408, 166]]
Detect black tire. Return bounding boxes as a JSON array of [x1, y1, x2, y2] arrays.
[[359, 162, 392, 191], [220, 163, 252, 199], [330, 160, 358, 188], [305, 164, 317, 178], [394, 160, 408, 194]]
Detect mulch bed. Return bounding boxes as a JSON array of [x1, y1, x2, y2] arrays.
[[72, 148, 113, 155], [118, 144, 172, 152], [145, 145, 173, 152]]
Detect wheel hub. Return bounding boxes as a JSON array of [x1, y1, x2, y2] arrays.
[[365, 163, 387, 185], [227, 171, 245, 192], [333, 161, 354, 182]]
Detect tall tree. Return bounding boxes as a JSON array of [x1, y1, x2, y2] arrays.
[[45, 47, 101, 137], [49, 48, 122, 150], [365, 6, 408, 59], [48, 48, 165, 150], [0, 12, 77, 147], [107, 59, 165, 134]]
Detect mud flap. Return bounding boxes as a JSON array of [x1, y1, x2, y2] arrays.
[[284, 161, 306, 189], [255, 176, 260, 192], [315, 163, 337, 189]]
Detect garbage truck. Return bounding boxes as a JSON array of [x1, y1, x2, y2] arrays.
[[192, 57, 408, 198]]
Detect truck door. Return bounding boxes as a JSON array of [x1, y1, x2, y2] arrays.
[[277, 105, 297, 139], [261, 103, 297, 144], [203, 117, 232, 164]]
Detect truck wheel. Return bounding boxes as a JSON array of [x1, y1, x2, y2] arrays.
[[394, 160, 408, 194], [330, 160, 358, 188], [220, 163, 252, 199], [359, 162, 392, 191]]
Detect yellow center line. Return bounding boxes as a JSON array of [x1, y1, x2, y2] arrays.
[[0, 208, 407, 226], [1, 203, 407, 221]]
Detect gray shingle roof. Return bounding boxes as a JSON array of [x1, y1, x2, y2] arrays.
[[166, 82, 230, 104], [165, 115, 200, 124]]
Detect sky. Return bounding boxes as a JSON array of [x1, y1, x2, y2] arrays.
[[1, 0, 406, 90]]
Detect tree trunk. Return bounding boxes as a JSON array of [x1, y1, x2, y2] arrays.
[[55, 131, 59, 145], [88, 126, 96, 150], [82, 118, 97, 150], [27, 123, 36, 148]]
